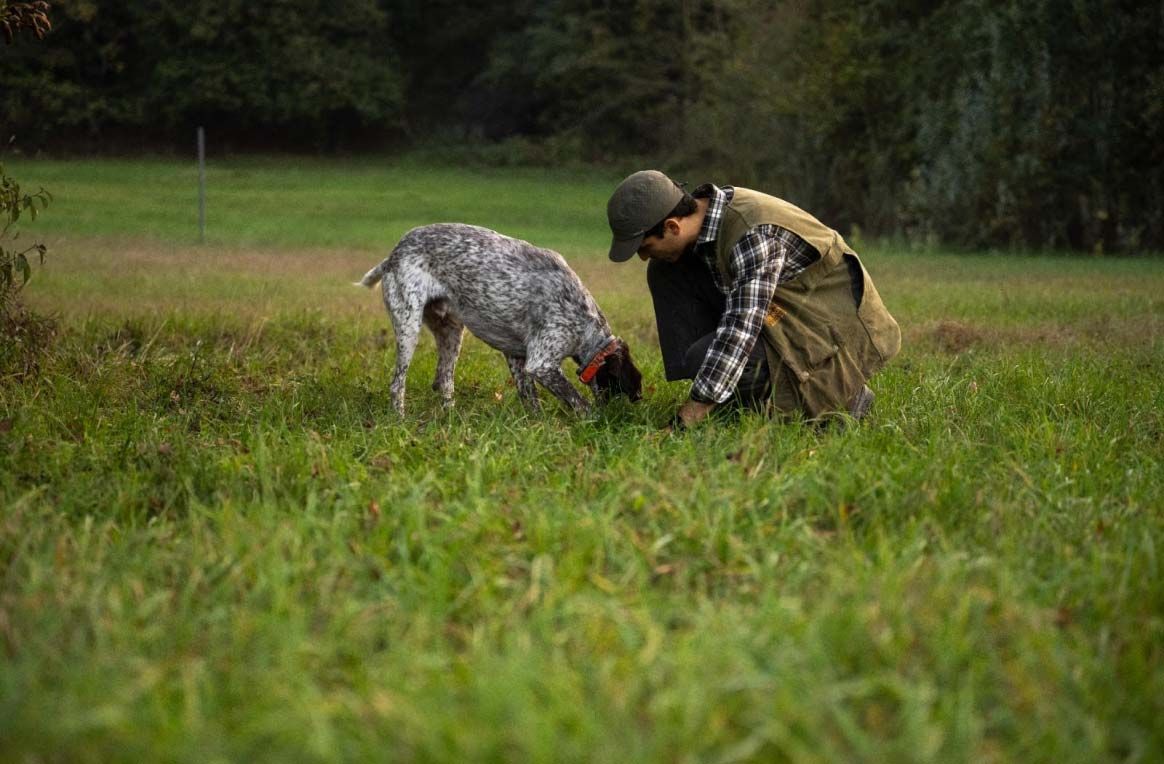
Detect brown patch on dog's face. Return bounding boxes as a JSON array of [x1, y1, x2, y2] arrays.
[[594, 341, 643, 402]]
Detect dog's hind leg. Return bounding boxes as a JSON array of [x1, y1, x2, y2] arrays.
[[384, 275, 425, 415], [506, 355, 540, 411], [424, 299, 464, 408]]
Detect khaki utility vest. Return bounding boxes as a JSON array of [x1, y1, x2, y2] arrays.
[[713, 189, 901, 418]]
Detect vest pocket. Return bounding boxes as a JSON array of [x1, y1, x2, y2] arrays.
[[762, 311, 865, 418]]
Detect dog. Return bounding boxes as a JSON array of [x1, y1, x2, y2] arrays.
[[358, 223, 642, 415]]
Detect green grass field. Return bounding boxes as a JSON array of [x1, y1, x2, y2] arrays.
[[2, 157, 1163, 763]]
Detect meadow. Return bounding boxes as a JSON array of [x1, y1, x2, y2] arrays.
[[1, 157, 1162, 763]]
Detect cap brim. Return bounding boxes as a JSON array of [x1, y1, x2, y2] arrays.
[[608, 234, 643, 263]]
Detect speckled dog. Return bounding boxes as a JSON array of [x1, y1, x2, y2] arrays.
[[358, 223, 642, 415]]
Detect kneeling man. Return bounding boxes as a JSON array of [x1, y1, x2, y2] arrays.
[[607, 170, 901, 428]]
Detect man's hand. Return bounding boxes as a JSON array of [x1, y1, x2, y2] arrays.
[[667, 398, 717, 432]]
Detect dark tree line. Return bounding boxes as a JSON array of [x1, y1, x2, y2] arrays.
[[2, 0, 1161, 251]]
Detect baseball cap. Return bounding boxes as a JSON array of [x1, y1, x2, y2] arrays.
[[606, 170, 685, 262]]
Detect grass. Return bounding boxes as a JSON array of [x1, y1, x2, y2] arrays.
[[2, 156, 1163, 763], [12, 155, 617, 255]]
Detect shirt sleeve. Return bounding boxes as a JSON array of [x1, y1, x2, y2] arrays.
[[689, 225, 785, 404]]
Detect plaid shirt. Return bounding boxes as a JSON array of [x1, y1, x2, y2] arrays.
[[689, 184, 819, 404]]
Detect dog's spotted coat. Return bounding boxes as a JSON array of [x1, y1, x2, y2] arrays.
[[359, 223, 642, 414]]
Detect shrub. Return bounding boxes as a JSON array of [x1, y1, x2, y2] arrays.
[[1, 0, 55, 374]]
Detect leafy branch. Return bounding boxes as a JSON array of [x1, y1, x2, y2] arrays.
[[1, 1, 52, 44], [0, 165, 51, 301], [1, 1, 53, 306]]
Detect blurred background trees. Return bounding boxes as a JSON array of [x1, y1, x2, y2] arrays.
[[1, 0, 1161, 251]]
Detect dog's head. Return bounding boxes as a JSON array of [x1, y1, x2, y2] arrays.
[[591, 340, 643, 403]]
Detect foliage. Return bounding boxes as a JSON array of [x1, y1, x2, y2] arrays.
[[0, 1, 1162, 249], [1, 0, 54, 369], [481, 1, 720, 156], [478, 0, 1164, 251], [897, 0, 1164, 252], [0, 165, 55, 375], [0, 163, 49, 300], [135, 0, 405, 149], [0, 0, 50, 42], [388, 0, 533, 141], [0, 296, 56, 376], [0, 0, 406, 150]]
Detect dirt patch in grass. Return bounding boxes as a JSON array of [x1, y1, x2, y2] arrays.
[[909, 317, 1162, 354], [930, 321, 984, 353]]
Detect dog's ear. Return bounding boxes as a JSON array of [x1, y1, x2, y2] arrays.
[[592, 342, 643, 402], [591, 354, 617, 402], [616, 342, 643, 402]]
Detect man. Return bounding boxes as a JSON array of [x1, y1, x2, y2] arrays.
[[607, 170, 901, 428]]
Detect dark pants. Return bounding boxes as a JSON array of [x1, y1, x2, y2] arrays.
[[646, 252, 771, 407]]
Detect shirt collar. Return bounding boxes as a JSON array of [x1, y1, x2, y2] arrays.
[[695, 183, 734, 246]]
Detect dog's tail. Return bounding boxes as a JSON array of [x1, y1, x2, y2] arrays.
[[354, 259, 390, 289]]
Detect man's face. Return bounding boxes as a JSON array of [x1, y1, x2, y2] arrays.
[[636, 218, 693, 263]]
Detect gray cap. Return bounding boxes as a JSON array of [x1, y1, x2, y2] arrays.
[[607, 170, 685, 262]]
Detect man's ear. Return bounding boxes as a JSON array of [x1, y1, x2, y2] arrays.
[[663, 217, 682, 238]]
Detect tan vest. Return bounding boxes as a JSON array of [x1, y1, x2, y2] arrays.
[[714, 188, 901, 418]]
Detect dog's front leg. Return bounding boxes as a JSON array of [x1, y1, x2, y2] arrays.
[[506, 355, 540, 411], [527, 365, 591, 415]]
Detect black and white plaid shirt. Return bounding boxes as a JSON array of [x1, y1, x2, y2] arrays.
[[690, 184, 819, 404]]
